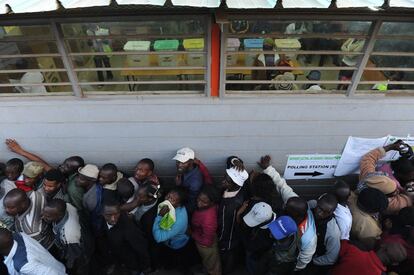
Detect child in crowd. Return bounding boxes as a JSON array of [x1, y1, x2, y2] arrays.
[[191, 185, 222, 275]]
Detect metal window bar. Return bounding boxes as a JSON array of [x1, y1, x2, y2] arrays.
[[51, 21, 83, 97], [347, 20, 383, 96]]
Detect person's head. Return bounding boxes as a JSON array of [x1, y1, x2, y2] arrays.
[[165, 186, 187, 208], [15, 59, 28, 70], [251, 173, 276, 203], [243, 202, 275, 228], [390, 71, 404, 81], [173, 147, 195, 174], [197, 185, 220, 210], [269, 215, 298, 241], [376, 242, 407, 267], [42, 199, 66, 224], [0, 228, 13, 256], [102, 201, 121, 226], [391, 157, 414, 185], [285, 197, 308, 225], [357, 187, 389, 214], [263, 38, 274, 51], [134, 158, 155, 182], [76, 164, 99, 189], [3, 188, 30, 216], [43, 169, 65, 197], [59, 156, 84, 176], [117, 178, 135, 203], [98, 163, 118, 186], [22, 161, 44, 189], [395, 206, 414, 242], [313, 193, 338, 221], [136, 182, 159, 205], [5, 158, 24, 181], [222, 167, 248, 191], [334, 180, 351, 204]]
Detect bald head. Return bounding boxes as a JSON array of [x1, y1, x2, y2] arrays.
[[285, 197, 308, 225], [3, 189, 29, 216], [0, 228, 13, 256], [42, 199, 66, 224], [376, 242, 407, 266]]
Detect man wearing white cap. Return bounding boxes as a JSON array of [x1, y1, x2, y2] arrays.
[[76, 164, 104, 233], [173, 147, 203, 213], [239, 202, 276, 275], [217, 159, 248, 274]]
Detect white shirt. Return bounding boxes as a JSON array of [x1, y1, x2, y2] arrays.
[[4, 233, 66, 275], [20, 72, 47, 94], [334, 203, 352, 240]]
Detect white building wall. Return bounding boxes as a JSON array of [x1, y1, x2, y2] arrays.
[[0, 94, 413, 177]]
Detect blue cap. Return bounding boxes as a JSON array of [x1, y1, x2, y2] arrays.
[[268, 216, 297, 240]]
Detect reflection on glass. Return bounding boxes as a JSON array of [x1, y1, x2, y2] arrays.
[[379, 22, 414, 36]]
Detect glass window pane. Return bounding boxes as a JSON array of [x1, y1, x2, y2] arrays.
[[379, 22, 414, 36], [0, 25, 52, 37]]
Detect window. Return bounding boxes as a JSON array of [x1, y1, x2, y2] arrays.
[[0, 25, 71, 94], [358, 22, 414, 93], [222, 19, 372, 94], [61, 18, 209, 94]]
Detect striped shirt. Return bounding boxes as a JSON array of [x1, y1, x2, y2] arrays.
[[15, 191, 55, 249]]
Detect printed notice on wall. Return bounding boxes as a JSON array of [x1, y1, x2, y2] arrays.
[[284, 154, 341, 180]]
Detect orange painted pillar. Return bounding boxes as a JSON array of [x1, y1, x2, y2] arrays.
[[210, 23, 220, 97]]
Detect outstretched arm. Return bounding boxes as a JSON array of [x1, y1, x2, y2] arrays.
[[5, 139, 53, 171]]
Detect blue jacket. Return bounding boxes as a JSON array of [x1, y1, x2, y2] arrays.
[[182, 166, 203, 212], [152, 206, 189, 249]]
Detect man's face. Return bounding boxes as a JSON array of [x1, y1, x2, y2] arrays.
[[134, 163, 152, 182], [43, 180, 61, 196], [5, 166, 20, 181], [76, 174, 93, 188], [137, 188, 151, 205], [176, 160, 192, 174], [24, 175, 39, 188], [41, 207, 61, 224], [59, 160, 76, 176], [4, 197, 24, 217], [98, 170, 117, 186], [103, 206, 121, 226], [314, 200, 334, 221]]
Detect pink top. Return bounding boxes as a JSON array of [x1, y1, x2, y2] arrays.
[[191, 205, 218, 247], [377, 163, 402, 189]]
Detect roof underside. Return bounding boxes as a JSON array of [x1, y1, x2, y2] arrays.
[[0, 0, 413, 15]]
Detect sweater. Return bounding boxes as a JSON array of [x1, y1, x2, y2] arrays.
[[360, 147, 412, 215], [152, 206, 189, 249], [263, 165, 317, 270], [331, 240, 386, 275], [191, 205, 218, 247]]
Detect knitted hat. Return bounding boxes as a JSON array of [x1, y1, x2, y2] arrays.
[[78, 164, 99, 180], [357, 187, 389, 213], [364, 175, 397, 195]]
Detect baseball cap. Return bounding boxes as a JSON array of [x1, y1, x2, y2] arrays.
[[268, 216, 298, 240], [226, 167, 248, 187], [22, 161, 44, 178], [78, 164, 99, 180], [243, 202, 275, 229], [173, 147, 195, 163]]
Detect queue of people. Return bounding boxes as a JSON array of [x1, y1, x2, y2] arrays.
[[0, 138, 413, 275]]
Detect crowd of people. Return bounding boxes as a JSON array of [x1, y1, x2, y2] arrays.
[[0, 138, 413, 275]]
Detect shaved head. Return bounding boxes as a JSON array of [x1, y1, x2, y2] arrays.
[[285, 197, 308, 225], [3, 189, 29, 216]]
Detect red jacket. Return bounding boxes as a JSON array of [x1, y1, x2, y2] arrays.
[[191, 205, 217, 247], [331, 240, 386, 275]]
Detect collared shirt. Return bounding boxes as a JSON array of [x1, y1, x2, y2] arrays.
[[15, 191, 54, 249], [4, 233, 66, 275], [334, 203, 352, 240]]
